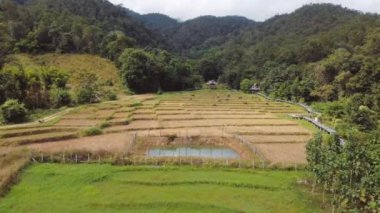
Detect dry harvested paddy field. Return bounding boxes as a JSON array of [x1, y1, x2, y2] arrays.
[[0, 90, 314, 165], [0, 90, 326, 212]]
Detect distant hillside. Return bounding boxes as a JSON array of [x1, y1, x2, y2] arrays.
[[203, 4, 379, 108], [126, 10, 255, 54], [0, 0, 164, 62], [165, 16, 255, 53], [130, 12, 180, 31], [218, 3, 378, 67], [5, 54, 122, 91]]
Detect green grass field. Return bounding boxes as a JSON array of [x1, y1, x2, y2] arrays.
[[0, 164, 327, 213]]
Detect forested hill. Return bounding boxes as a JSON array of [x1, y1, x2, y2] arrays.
[[127, 11, 256, 54], [199, 3, 379, 133], [127, 12, 180, 31], [0, 0, 165, 62], [165, 16, 255, 53], [204, 4, 379, 97]]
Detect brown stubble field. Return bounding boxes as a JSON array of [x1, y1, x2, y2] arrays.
[[0, 90, 314, 173]]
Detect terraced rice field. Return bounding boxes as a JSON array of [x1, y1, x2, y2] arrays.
[[0, 90, 314, 165], [0, 90, 323, 212]]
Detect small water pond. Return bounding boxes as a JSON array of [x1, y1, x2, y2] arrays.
[[146, 147, 240, 159]]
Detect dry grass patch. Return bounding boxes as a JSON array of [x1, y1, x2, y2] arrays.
[[157, 115, 199, 121], [126, 120, 161, 130], [0, 127, 76, 138], [133, 127, 227, 137], [24, 133, 135, 155], [1, 132, 78, 146], [186, 108, 231, 112], [155, 111, 188, 115], [104, 125, 130, 133], [157, 106, 183, 110], [197, 115, 276, 119], [112, 112, 131, 118], [254, 143, 307, 164], [0, 148, 30, 196], [244, 135, 313, 143], [226, 126, 312, 135], [55, 119, 100, 127], [132, 114, 157, 120], [194, 111, 262, 115], [95, 110, 115, 118], [62, 113, 96, 119], [115, 107, 135, 113], [108, 118, 130, 126], [133, 109, 155, 114], [6, 54, 122, 92], [161, 119, 297, 128]]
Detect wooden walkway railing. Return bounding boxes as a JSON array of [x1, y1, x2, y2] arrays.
[[257, 93, 346, 145]]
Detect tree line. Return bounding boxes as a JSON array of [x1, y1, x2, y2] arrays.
[[307, 133, 379, 212], [0, 65, 114, 123]]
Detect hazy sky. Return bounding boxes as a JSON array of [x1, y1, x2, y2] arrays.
[[109, 0, 380, 21]]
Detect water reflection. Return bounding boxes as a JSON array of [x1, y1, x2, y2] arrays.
[[146, 147, 239, 159]]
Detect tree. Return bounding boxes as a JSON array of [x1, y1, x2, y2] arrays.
[[198, 53, 223, 81], [346, 94, 378, 132], [118, 48, 163, 93], [307, 132, 380, 211], [0, 66, 29, 104], [348, 106, 377, 132], [240, 78, 253, 93], [75, 73, 99, 104], [102, 31, 135, 60], [50, 87, 72, 108], [0, 99, 27, 123]]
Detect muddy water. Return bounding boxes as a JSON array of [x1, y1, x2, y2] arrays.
[[146, 147, 239, 159]]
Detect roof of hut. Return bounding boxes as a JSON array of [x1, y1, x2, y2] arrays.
[[206, 80, 218, 85], [249, 84, 260, 91]]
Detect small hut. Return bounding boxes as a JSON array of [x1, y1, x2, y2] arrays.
[[206, 80, 218, 89], [249, 84, 261, 93]]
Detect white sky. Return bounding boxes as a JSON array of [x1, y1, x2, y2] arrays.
[[109, 0, 380, 21]]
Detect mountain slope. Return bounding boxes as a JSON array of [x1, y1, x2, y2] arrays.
[[132, 13, 180, 31], [126, 10, 256, 54], [205, 4, 379, 109], [0, 0, 164, 58], [166, 16, 255, 52]]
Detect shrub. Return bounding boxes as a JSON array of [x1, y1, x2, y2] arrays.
[[50, 88, 72, 108], [167, 134, 177, 142], [348, 105, 377, 132], [75, 73, 100, 104], [98, 121, 111, 129], [103, 90, 118, 101], [157, 88, 163, 95], [129, 101, 142, 107], [104, 79, 114, 86], [107, 93, 118, 101], [76, 89, 99, 104], [0, 100, 28, 124], [240, 78, 254, 93], [80, 127, 103, 137]]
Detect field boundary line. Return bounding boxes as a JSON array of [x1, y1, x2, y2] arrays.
[[231, 133, 267, 163]]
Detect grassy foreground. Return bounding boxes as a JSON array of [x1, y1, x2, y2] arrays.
[[0, 164, 327, 213]]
